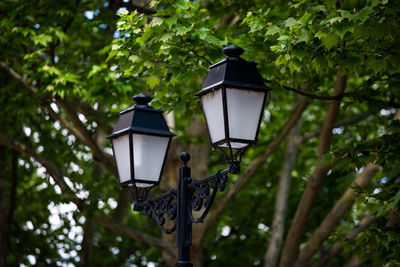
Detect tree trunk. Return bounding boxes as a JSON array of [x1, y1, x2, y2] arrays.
[[279, 71, 347, 267], [264, 97, 303, 267], [294, 163, 379, 266], [342, 256, 362, 267], [79, 129, 105, 266], [0, 146, 7, 267], [189, 117, 209, 267]]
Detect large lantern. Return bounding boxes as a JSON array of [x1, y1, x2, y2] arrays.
[[196, 45, 270, 150], [108, 94, 175, 189]]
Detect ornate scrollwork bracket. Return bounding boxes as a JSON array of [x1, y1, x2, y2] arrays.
[[189, 170, 229, 223], [134, 189, 178, 234]]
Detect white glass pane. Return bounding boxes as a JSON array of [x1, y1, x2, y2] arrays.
[[201, 89, 225, 143], [226, 88, 265, 141], [132, 134, 169, 187], [112, 134, 131, 184]]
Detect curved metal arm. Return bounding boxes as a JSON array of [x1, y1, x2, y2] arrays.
[[137, 189, 178, 234], [132, 150, 244, 233], [188, 170, 229, 223]]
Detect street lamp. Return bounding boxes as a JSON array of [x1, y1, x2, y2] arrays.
[[108, 94, 175, 200], [108, 45, 270, 267], [196, 45, 268, 151]]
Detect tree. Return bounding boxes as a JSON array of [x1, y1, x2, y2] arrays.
[[0, 0, 399, 266]]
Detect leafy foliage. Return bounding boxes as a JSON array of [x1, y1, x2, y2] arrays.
[[0, 0, 399, 266]]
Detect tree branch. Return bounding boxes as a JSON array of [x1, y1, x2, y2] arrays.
[[0, 132, 174, 257], [264, 96, 304, 267], [0, 146, 7, 266], [0, 132, 84, 210], [312, 213, 373, 267], [0, 61, 117, 177], [294, 163, 380, 267], [0, 61, 37, 94], [54, 96, 117, 176], [280, 70, 347, 267], [303, 110, 376, 142], [94, 214, 177, 259], [266, 79, 400, 109], [193, 98, 309, 243]]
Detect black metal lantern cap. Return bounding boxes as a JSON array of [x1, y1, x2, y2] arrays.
[[195, 45, 271, 96], [108, 94, 176, 139]]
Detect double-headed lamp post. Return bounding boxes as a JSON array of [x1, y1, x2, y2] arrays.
[[108, 45, 270, 266]]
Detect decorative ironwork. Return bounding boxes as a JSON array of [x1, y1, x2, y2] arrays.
[[218, 146, 249, 174], [133, 168, 230, 233], [139, 189, 178, 234], [189, 171, 229, 223]]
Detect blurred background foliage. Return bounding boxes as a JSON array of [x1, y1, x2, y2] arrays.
[[0, 0, 399, 266]]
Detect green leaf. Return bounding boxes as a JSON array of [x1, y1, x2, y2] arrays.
[[32, 34, 52, 46], [195, 27, 209, 40], [327, 17, 343, 24], [311, 55, 328, 71], [334, 23, 354, 38], [270, 45, 282, 52], [339, 10, 352, 20], [300, 12, 312, 24], [284, 17, 299, 28], [160, 33, 173, 43], [322, 33, 338, 50], [165, 16, 177, 30], [150, 17, 163, 26], [292, 49, 308, 61], [175, 26, 190, 35], [128, 55, 140, 63], [352, 7, 373, 23], [275, 55, 287, 66], [266, 25, 280, 36], [146, 76, 160, 89], [321, 152, 334, 167], [315, 31, 326, 39], [298, 29, 312, 42]]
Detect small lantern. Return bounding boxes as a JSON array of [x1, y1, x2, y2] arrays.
[[196, 45, 270, 150], [108, 94, 175, 189]]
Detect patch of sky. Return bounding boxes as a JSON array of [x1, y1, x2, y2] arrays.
[[113, 30, 121, 38], [84, 10, 94, 20], [221, 225, 231, 236], [116, 7, 128, 15]]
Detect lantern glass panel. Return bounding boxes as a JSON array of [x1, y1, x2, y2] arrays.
[[132, 134, 169, 187], [112, 134, 131, 184], [226, 88, 265, 143], [200, 89, 225, 144]]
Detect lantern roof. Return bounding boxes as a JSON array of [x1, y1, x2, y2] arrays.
[[108, 94, 175, 138], [196, 45, 271, 96]]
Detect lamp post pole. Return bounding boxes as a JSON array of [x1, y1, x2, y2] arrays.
[[176, 152, 193, 267]]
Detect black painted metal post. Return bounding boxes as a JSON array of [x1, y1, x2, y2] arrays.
[[176, 152, 193, 267]]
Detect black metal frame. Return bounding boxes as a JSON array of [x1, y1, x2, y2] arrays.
[[198, 85, 267, 162], [108, 94, 175, 190], [195, 45, 270, 163], [133, 151, 245, 267]]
